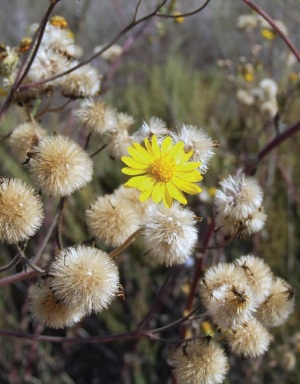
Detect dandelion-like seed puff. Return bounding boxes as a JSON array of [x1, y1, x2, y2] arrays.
[[121, 135, 203, 208]]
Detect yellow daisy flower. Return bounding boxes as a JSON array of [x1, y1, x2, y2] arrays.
[[121, 135, 203, 208]]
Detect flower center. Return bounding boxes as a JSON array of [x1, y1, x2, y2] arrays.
[[151, 155, 176, 182]]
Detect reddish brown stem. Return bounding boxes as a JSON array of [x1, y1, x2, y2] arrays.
[[180, 220, 215, 339]]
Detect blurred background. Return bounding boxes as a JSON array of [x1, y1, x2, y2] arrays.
[[0, 0, 299, 383]]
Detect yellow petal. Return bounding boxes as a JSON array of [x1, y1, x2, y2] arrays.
[[177, 162, 201, 172], [122, 167, 146, 176], [166, 182, 187, 205], [132, 143, 153, 162], [182, 150, 194, 162], [127, 146, 151, 164], [163, 188, 173, 208], [152, 182, 165, 204], [144, 137, 156, 158], [140, 188, 152, 202], [161, 136, 173, 154], [175, 170, 203, 182], [121, 156, 148, 169], [124, 175, 149, 188], [151, 135, 161, 157], [169, 141, 185, 158], [172, 177, 202, 195]]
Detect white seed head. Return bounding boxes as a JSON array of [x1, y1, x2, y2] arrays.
[[200, 262, 246, 308], [237, 14, 259, 30], [235, 255, 273, 305], [206, 282, 258, 329], [143, 202, 197, 266], [172, 338, 229, 384], [86, 190, 141, 247], [225, 318, 271, 358], [74, 98, 118, 134], [215, 206, 267, 238], [0, 178, 44, 244], [215, 173, 264, 222], [107, 128, 135, 158], [60, 63, 101, 98], [49, 245, 120, 314], [30, 279, 86, 329], [255, 277, 295, 327], [132, 117, 169, 143], [9, 121, 47, 162], [29, 135, 93, 196]]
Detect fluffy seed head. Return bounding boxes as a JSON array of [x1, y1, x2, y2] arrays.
[[107, 128, 135, 158], [215, 173, 263, 221], [206, 282, 257, 329], [255, 277, 295, 327], [30, 280, 86, 329], [49, 245, 120, 313], [143, 202, 197, 266], [86, 190, 141, 247], [28, 135, 93, 196], [172, 124, 216, 173], [74, 98, 118, 134], [235, 255, 273, 305], [132, 117, 169, 142], [60, 63, 101, 98], [215, 206, 267, 238], [172, 338, 229, 384], [237, 14, 258, 30], [225, 318, 270, 358], [113, 185, 150, 224], [0, 178, 44, 244], [9, 121, 46, 162], [199, 262, 246, 308]]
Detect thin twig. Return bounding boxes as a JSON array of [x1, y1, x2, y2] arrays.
[[90, 143, 107, 158], [33, 198, 65, 263], [34, 99, 72, 119], [133, 0, 143, 22], [0, 254, 21, 274], [137, 268, 174, 330], [0, 270, 37, 287], [15, 245, 45, 274], [157, 0, 210, 19], [56, 197, 65, 250], [109, 228, 142, 259]]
